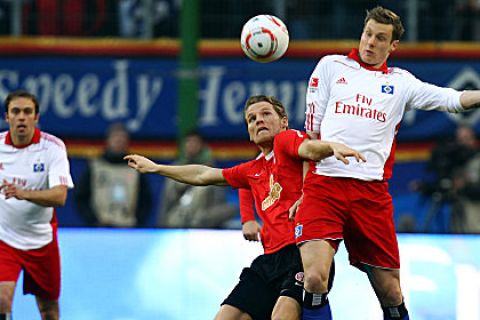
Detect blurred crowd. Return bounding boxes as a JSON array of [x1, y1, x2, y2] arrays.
[[409, 124, 480, 234], [0, 0, 479, 41]]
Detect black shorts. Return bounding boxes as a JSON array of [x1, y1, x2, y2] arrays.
[[221, 244, 303, 320]]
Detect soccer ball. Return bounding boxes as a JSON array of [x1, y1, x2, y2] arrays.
[[240, 15, 289, 63]]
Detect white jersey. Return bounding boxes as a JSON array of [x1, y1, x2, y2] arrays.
[[0, 129, 74, 250], [306, 51, 464, 181]]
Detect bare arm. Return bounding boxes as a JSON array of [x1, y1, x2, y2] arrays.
[[460, 91, 480, 110], [0, 181, 68, 207], [124, 154, 228, 186], [297, 140, 366, 164]]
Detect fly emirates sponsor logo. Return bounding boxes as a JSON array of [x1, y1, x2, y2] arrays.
[[335, 94, 386, 122]]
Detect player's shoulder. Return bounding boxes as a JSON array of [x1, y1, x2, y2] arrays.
[[387, 66, 416, 78], [274, 130, 307, 146], [315, 54, 358, 73], [319, 54, 345, 63], [277, 129, 306, 139], [315, 54, 346, 67], [40, 131, 67, 151], [0, 131, 7, 143]]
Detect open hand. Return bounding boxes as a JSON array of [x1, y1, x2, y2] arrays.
[[330, 142, 367, 165], [124, 154, 158, 173]]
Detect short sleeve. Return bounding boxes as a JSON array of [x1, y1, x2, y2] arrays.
[[48, 144, 74, 189], [222, 161, 254, 189], [274, 130, 308, 159]]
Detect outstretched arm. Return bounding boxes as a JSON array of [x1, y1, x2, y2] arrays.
[[124, 154, 228, 186], [460, 91, 480, 110], [297, 140, 366, 164]]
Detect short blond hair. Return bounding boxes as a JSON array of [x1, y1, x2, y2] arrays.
[[243, 95, 288, 120]]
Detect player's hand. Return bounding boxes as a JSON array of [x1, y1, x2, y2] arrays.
[[242, 220, 261, 242], [124, 154, 158, 173], [0, 179, 25, 200], [289, 194, 303, 221], [330, 142, 366, 165]]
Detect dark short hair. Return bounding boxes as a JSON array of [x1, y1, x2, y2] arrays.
[[365, 6, 405, 41], [244, 95, 288, 121], [4, 90, 40, 114]]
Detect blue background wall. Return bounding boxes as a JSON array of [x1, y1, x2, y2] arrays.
[[1, 55, 480, 229], [12, 229, 480, 320]]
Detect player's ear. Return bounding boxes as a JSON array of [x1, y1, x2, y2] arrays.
[[281, 117, 288, 129], [389, 40, 399, 53]]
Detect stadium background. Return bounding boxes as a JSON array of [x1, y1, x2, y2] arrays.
[[0, 0, 479, 319]]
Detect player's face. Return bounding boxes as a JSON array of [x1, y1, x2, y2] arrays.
[[5, 97, 39, 143], [245, 102, 288, 147], [359, 19, 399, 68]]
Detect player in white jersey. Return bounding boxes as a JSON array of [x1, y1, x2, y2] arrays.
[[0, 90, 74, 320], [294, 6, 480, 320]]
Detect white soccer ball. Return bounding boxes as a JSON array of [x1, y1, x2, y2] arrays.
[[240, 14, 289, 63]]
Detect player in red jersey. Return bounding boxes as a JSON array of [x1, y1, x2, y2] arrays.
[[296, 6, 480, 320], [125, 95, 365, 320]]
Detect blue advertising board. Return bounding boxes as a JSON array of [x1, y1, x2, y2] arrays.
[[0, 57, 479, 141], [12, 229, 480, 320]]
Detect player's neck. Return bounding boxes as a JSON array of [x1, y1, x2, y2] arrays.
[[258, 144, 273, 156], [10, 132, 34, 147]]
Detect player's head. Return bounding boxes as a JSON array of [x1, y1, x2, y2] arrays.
[[244, 95, 288, 122], [4, 90, 39, 115], [243, 95, 289, 151], [359, 6, 404, 68], [4, 90, 40, 143]]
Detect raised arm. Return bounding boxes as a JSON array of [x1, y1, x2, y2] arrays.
[[297, 140, 366, 164], [124, 154, 228, 186]]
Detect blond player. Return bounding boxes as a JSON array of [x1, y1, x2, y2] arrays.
[[295, 6, 480, 320]]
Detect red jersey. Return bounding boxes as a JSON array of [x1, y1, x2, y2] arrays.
[[222, 129, 307, 254]]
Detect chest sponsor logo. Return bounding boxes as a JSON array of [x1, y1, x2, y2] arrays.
[[381, 85, 394, 95], [33, 163, 45, 172], [261, 174, 282, 211], [334, 93, 387, 122]]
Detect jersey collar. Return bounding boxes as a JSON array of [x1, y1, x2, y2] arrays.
[[5, 127, 41, 148], [347, 48, 388, 73]]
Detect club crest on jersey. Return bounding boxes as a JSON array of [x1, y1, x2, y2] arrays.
[[261, 175, 282, 211], [381, 85, 394, 95], [33, 163, 45, 172], [295, 224, 303, 238]]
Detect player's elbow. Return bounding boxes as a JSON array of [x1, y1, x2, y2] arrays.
[[53, 194, 67, 207], [52, 187, 68, 207], [300, 141, 332, 161]]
